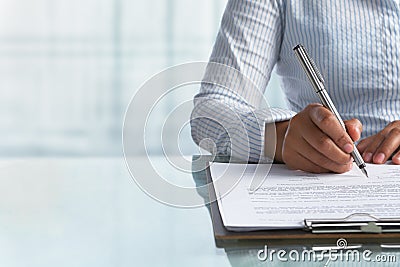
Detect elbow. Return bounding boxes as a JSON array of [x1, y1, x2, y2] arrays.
[[190, 101, 220, 155], [190, 104, 205, 147], [190, 115, 200, 147]]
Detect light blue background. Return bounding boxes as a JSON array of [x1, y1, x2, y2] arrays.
[[3, 0, 286, 156]]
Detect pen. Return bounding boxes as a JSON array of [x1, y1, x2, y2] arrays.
[[293, 44, 369, 177]]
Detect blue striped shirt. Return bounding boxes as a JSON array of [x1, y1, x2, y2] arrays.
[[191, 0, 400, 162]]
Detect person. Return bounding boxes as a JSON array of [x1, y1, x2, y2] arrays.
[[190, 0, 400, 173]]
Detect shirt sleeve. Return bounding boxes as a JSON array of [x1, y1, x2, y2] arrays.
[[191, 0, 296, 162]]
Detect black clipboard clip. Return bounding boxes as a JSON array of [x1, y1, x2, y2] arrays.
[[304, 213, 400, 234]]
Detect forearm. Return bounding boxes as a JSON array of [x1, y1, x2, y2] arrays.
[[192, 88, 296, 162], [265, 120, 289, 163]]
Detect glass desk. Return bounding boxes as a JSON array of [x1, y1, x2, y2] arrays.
[[0, 157, 399, 266]]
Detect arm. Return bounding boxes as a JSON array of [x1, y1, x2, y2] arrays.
[[191, 0, 295, 162], [191, 0, 364, 172]]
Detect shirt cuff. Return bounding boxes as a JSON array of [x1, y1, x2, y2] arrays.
[[191, 101, 296, 163]]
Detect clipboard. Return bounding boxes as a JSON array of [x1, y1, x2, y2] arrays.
[[205, 163, 400, 248]]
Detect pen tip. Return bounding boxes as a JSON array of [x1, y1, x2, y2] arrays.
[[361, 168, 369, 178]]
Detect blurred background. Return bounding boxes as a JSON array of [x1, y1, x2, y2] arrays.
[[2, 0, 286, 157]]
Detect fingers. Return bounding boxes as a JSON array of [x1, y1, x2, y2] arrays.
[[300, 117, 352, 165], [373, 128, 400, 163], [284, 151, 330, 173], [370, 128, 400, 164], [357, 136, 373, 154], [358, 121, 400, 164], [283, 133, 352, 173], [360, 132, 385, 163], [345, 119, 362, 142], [281, 104, 354, 174], [392, 150, 400, 164], [309, 105, 354, 154]]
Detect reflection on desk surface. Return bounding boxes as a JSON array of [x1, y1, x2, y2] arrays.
[[0, 156, 399, 267], [0, 157, 228, 267]]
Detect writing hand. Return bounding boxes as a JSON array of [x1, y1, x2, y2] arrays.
[[357, 121, 400, 164], [274, 104, 362, 173]]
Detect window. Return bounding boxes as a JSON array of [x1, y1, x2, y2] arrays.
[[1, 0, 286, 156]]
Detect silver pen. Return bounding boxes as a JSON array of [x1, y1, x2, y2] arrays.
[[293, 44, 368, 177]]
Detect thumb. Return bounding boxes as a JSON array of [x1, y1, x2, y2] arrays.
[[345, 119, 362, 142]]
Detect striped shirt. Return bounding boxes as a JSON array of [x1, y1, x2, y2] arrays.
[[191, 0, 400, 162]]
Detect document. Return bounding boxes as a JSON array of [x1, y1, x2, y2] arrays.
[[209, 162, 400, 231]]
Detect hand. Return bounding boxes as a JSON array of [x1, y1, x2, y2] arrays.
[[357, 121, 400, 164], [273, 103, 362, 173]]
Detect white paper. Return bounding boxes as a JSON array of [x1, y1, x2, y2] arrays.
[[209, 162, 400, 231]]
